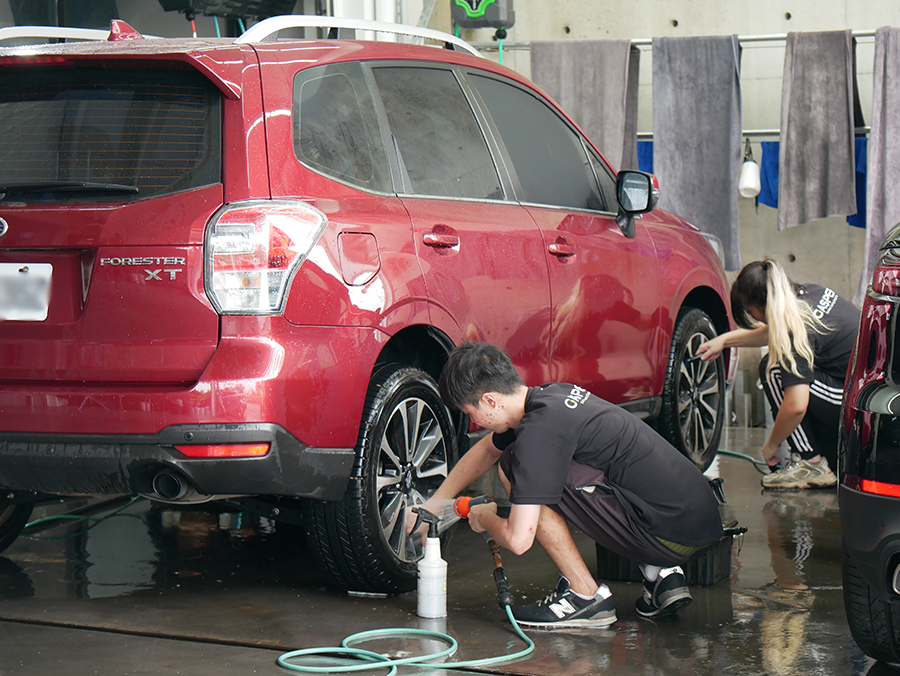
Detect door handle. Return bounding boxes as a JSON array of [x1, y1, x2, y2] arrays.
[[423, 233, 460, 248], [548, 242, 576, 257]]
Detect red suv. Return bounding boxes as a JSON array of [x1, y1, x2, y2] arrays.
[[0, 17, 734, 593]]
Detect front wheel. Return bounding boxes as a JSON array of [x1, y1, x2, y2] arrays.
[[304, 365, 457, 594], [658, 308, 725, 471]]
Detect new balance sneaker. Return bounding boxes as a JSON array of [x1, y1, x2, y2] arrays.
[[635, 566, 692, 618], [761, 453, 837, 489], [512, 576, 616, 629]]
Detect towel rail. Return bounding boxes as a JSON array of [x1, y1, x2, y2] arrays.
[[472, 29, 877, 52]]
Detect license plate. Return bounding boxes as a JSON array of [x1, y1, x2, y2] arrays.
[[0, 263, 52, 321]]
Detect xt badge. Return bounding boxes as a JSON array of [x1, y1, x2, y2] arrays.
[[145, 269, 182, 281]]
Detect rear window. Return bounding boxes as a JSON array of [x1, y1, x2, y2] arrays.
[[0, 68, 220, 203]]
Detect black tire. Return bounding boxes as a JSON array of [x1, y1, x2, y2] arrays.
[[304, 365, 457, 594], [843, 541, 900, 665], [658, 308, 725, 471], [0, 498, 33, 554]]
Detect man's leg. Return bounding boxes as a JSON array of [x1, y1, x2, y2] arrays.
[[497, 464, 616, 629], [498, 464, 600, 595]]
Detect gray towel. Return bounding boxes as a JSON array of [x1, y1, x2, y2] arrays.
[[530, 39, 640, 170], [652, 36, 742, 271], [854, 27, 900, 304], [778, 30, 860, 231]]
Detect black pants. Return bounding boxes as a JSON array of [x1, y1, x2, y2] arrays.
[[499, 454, 703, 568], [759, 354, 842, 467]]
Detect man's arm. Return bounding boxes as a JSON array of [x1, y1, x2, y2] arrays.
[[469, 502, 541, 556], [408, 433, 503, 534]]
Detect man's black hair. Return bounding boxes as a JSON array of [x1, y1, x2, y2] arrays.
[[438, 342, 524, 411]]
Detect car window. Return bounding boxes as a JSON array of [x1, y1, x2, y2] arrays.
[[371, 66, 502, 200], [469, 74, 605, 212], [294, 63, 391, 193], [0, 68, 220, 203]]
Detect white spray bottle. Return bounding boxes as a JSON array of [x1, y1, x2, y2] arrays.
[[413, 507, 447, 619]]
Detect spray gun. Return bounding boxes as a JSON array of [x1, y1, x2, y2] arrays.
[[453, 494, 495, 519]]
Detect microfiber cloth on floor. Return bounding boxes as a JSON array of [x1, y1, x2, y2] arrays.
[[778, 30, 863, 231], [854, 27, 900, 305], [652, 35, 742, 271], [530, 39, 640, 171]]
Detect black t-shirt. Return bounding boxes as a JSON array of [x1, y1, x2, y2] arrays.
[[492, 383, 723, 547], [780, 284, 860, 389]]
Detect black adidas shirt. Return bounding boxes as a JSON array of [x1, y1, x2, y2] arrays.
[[780, 284, 860, 389], [492, 383, 723, 548]]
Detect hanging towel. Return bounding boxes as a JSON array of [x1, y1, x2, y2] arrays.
[[652, 35, 742, 271], [530, 39, 640, 170], [847, 137, 867, 229], [758, 141, 780, 209], [637, 140, 653, 174], [778, 30, 862, 231], [854, 27, 900, 304]]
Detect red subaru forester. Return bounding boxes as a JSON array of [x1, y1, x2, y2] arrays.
[[0, 17, 733, 593]]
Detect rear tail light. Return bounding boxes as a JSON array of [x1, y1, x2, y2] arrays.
[[205, 200, 327, 315], [845, 474, 900, 498], [873, 247, 900, 296], [175, 443, 270, 458]]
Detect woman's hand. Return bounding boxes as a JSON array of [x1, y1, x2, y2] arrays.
[[761, 439, 781, 467], [697, 335, 726, 361]]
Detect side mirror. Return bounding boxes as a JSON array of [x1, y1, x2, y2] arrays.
[[615, 170, 659, 238]]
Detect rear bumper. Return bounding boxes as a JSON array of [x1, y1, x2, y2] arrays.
[[0, 423, 354, 501], [840, 482, 900, 602]]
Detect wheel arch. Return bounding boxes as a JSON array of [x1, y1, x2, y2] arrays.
[[373, 325, 470, 454]]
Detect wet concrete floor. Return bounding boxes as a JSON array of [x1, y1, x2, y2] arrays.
[[0, 427, 892, 675]]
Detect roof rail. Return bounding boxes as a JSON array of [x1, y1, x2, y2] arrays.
[[0, 21, 157, 44], [0, 26, 112, 43], [234, 15, 482, 58]]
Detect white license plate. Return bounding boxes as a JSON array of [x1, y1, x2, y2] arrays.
[[0, 263, 52, 321]]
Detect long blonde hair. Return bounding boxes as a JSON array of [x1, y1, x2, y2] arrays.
[[731, 259, 827, 377]]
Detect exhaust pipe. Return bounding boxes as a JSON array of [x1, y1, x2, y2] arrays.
[[152, 471, 190, 500]]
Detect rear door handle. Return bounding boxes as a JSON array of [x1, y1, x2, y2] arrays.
[[548, 242, 576, 257], [423, 233, 460, 248]]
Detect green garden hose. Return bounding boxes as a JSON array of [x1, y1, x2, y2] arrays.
[[276, 604, 534, 674]]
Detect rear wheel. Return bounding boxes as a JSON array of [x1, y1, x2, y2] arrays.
[[0, 498, 33, 554], [658, 308, 725, 471], [304, 365, 457, 594], [843, 541, 900, 665]]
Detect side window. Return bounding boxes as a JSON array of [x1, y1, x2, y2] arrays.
[[470, 74, 604, 212], [371, 66, 502, 200], [294, 63, 391, 193]]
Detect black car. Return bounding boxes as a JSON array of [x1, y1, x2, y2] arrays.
[[839, 221, 900, 663]]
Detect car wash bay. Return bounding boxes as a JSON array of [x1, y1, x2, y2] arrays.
[[0, 428, 882, 676]]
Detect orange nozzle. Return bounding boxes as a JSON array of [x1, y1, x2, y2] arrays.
[[453, 496, 472, 519], [453, 495, 493, 519]]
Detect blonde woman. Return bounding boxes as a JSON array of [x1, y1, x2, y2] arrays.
[[698, 259, 860, 489]]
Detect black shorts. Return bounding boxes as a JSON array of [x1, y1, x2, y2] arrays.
[[500, 454, 694, 568]]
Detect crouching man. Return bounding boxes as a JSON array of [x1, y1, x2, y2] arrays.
[[422, 342, 723, 629]]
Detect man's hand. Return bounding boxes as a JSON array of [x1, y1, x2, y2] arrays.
[[466, 501, 498, 534]]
